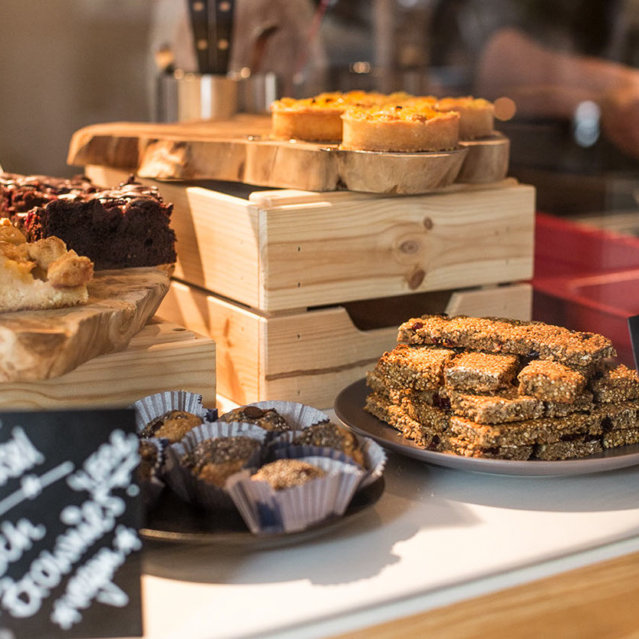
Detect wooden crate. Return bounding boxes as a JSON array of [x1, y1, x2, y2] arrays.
[[156, 281, 532, 409], [86, 166, 535, 314], [0, 320, 216, 410]]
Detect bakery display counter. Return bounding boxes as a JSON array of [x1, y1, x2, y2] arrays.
[[136, 422, 639, 638]]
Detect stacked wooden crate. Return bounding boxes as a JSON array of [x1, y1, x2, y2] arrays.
[[72, 118, 535, 409]]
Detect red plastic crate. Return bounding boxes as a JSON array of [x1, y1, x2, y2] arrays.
[[533, 213, 639, 367]]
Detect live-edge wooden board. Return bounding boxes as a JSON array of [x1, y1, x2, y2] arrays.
[[0, 320, 216, 410], [67, 115, 509, 194], [0, 266, 171, 383]]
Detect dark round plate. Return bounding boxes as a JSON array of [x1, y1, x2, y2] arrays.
[[335, 378, 639, 477], [140, 475, 384, 548]]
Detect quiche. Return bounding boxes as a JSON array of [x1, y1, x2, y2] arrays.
[[432, 97, 495, 140], [0, 219, 94, 313], [340, 104, 460, 152]]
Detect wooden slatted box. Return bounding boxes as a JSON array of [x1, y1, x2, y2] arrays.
[[85, 167, 535, 409]]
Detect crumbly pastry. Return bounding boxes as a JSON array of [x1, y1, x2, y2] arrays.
[[292, 421, 365, 467], [181, 436, 261, 487], [251, 459, 326, 490], [341, 104, 460, 152], [140, 409, 203, 442], [0, 219, 94, 312], [219, 405, 291, 432]]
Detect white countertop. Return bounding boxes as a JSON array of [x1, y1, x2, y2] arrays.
[[139, 441, 639, 639]]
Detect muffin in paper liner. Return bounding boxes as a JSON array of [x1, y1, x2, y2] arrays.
[[267, 435, 386, 489], [218, 400, 329, 434], [269, 422, 386, 488], [138, 438, 167, 511], [131, 390, 217, 440], [226, 456, 365, 534], [164, 422, 267, 510]]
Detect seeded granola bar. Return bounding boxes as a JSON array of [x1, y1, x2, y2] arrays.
[[517, 360, 587, 404], [373, 344, 455, 391], [544, 392, 594, 417], [603, 428, 639, 448], [444, 388, 543, 424], [448, 411, 602, 447], [398, 315, 616, 368], [534, 437, 603, 460], [438, 436, 533, 460], [591, 363, 639, 403], [444, 351, 519, 392]]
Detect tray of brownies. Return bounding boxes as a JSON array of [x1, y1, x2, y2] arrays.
[[335, 314, 639, 476]]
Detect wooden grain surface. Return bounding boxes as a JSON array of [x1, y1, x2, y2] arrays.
[[157, 280, 531, 408], [68, 116, 509, 193], [0, 320, 216, 409], [0, 266, 170, 383], [86, 167, 535, 313], [332, 551, 639, 639]]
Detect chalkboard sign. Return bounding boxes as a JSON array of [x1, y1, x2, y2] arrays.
[[0, 409, 143, 638]]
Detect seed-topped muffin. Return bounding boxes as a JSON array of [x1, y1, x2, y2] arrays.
[[219, 405, 292, 432], [251, 459, 326, 490], [140, 410, 203, 442], [181, 436, 262, 487], [293, 422, 365, 467]]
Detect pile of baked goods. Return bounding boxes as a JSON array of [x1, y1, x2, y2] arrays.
[[365, 314, 639, 461], [270, 91, 494, 151], [135, 392, 385, 533], [1, 172, 177, 270]]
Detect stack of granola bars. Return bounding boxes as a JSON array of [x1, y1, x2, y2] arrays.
[[364, 315, 639, 460]]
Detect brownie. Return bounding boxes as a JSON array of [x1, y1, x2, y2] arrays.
[[20, 177, 177, 270], [398, 314, 616, 368], [1, 172, 96, 219], [219, 405, 291, 432], [517, 360, 587, 404], [292, 422, 365, 466], [444, 351, 519, 392], [251, 459, 326, 490], [140, 410, 202, 442], [591, 363, 639, 403], [374, 344, 455, 391], [181, 436, 261, 487]]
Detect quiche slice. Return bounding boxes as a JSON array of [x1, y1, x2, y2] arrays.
[[0, 219, 94, 313]]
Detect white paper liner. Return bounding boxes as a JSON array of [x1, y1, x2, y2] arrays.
[[131, 390, 213, 435], [165, 422, 267, 510], [226, 456, 364, 534], [219, 401, 329, 432], [269, 425, 386, 488], [268, 436, 386, 488]]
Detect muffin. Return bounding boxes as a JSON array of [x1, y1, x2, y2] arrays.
[[251, 459, 326, 490], [181, 435, 262, 487], [292, 422, 365, 467], [140, 410, 203, 442], [220, 405, 291, 432]]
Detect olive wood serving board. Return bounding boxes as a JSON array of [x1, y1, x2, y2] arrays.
[[67, 115, 509, 194], [0, 266, 171, 383]]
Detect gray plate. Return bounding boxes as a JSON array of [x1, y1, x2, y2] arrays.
[[334, 378, 639, 477]]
